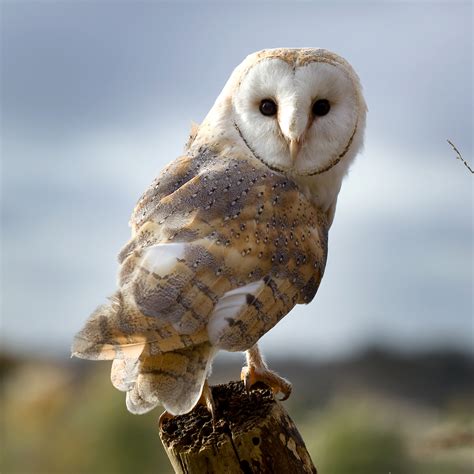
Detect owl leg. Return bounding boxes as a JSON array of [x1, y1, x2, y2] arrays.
[[197, 380, 216, 420], [241, 344, 292, 401]]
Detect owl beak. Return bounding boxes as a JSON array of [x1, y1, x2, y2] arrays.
[[289, 138, 301, 164]]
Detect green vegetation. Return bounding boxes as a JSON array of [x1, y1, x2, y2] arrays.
[[1, 362, 172, 474], [1, 351, 472, 473], [303, 401, 412, 473]]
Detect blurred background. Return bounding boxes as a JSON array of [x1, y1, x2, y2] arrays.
[[1, 1, 472, 473]]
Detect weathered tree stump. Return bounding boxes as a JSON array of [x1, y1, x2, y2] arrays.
[[159, 381, 317, 473]]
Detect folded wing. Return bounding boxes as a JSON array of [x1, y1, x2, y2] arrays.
[[72, 149, 329, 414]]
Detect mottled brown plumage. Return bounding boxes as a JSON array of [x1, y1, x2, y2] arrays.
[[72, 47, 366, 416], [73, 148, 328, 414]]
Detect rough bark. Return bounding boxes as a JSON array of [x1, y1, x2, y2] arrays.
[[159, 381, 317, 474]]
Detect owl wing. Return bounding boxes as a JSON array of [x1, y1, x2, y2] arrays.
[[72, 149, 328, 414]]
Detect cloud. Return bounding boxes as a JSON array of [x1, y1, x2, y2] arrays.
[[1, 2, 472, 357]]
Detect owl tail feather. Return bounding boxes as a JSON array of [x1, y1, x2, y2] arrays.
[[71, 292, 147, 361], [72, 292, 216, 416], [122, 342, 216, 416], [111, 357, 140, 391]]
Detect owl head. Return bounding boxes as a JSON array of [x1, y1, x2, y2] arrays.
[[194, 48, 367, 215]]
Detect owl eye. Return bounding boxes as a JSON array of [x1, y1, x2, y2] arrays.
[[259, 99, 278, 117], [312, 99, 331, 116]]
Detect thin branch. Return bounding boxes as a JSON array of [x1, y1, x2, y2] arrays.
[[447, 139, 473, 174]]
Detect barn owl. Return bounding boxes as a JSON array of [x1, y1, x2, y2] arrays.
[[72, 48, 367, 417]]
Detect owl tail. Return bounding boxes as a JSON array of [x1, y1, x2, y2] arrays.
[[112, 342, 216, 416], [71, 292, 148, 361], [72, 292, 216, 415]]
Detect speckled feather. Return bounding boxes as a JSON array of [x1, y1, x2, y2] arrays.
[[72, 147, 328, 414]]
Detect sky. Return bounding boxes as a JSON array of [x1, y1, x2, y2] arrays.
[[1, 1, 472, 360]]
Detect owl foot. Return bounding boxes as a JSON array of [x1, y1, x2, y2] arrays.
[[242, 344, 292, 401], [158, 410, 174, 429], [241, 365, 292, 401]]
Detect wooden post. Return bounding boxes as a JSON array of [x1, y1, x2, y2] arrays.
[[159, 381, 317, 474]]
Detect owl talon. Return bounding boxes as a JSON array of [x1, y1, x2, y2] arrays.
[[198, 380, 216, 426], [158, 410, 174, 429], [241, 366, 252, 393], [241, 365, 292, 401]]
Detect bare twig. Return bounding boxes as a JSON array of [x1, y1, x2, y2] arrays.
[[447, 139, 473, 174]]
